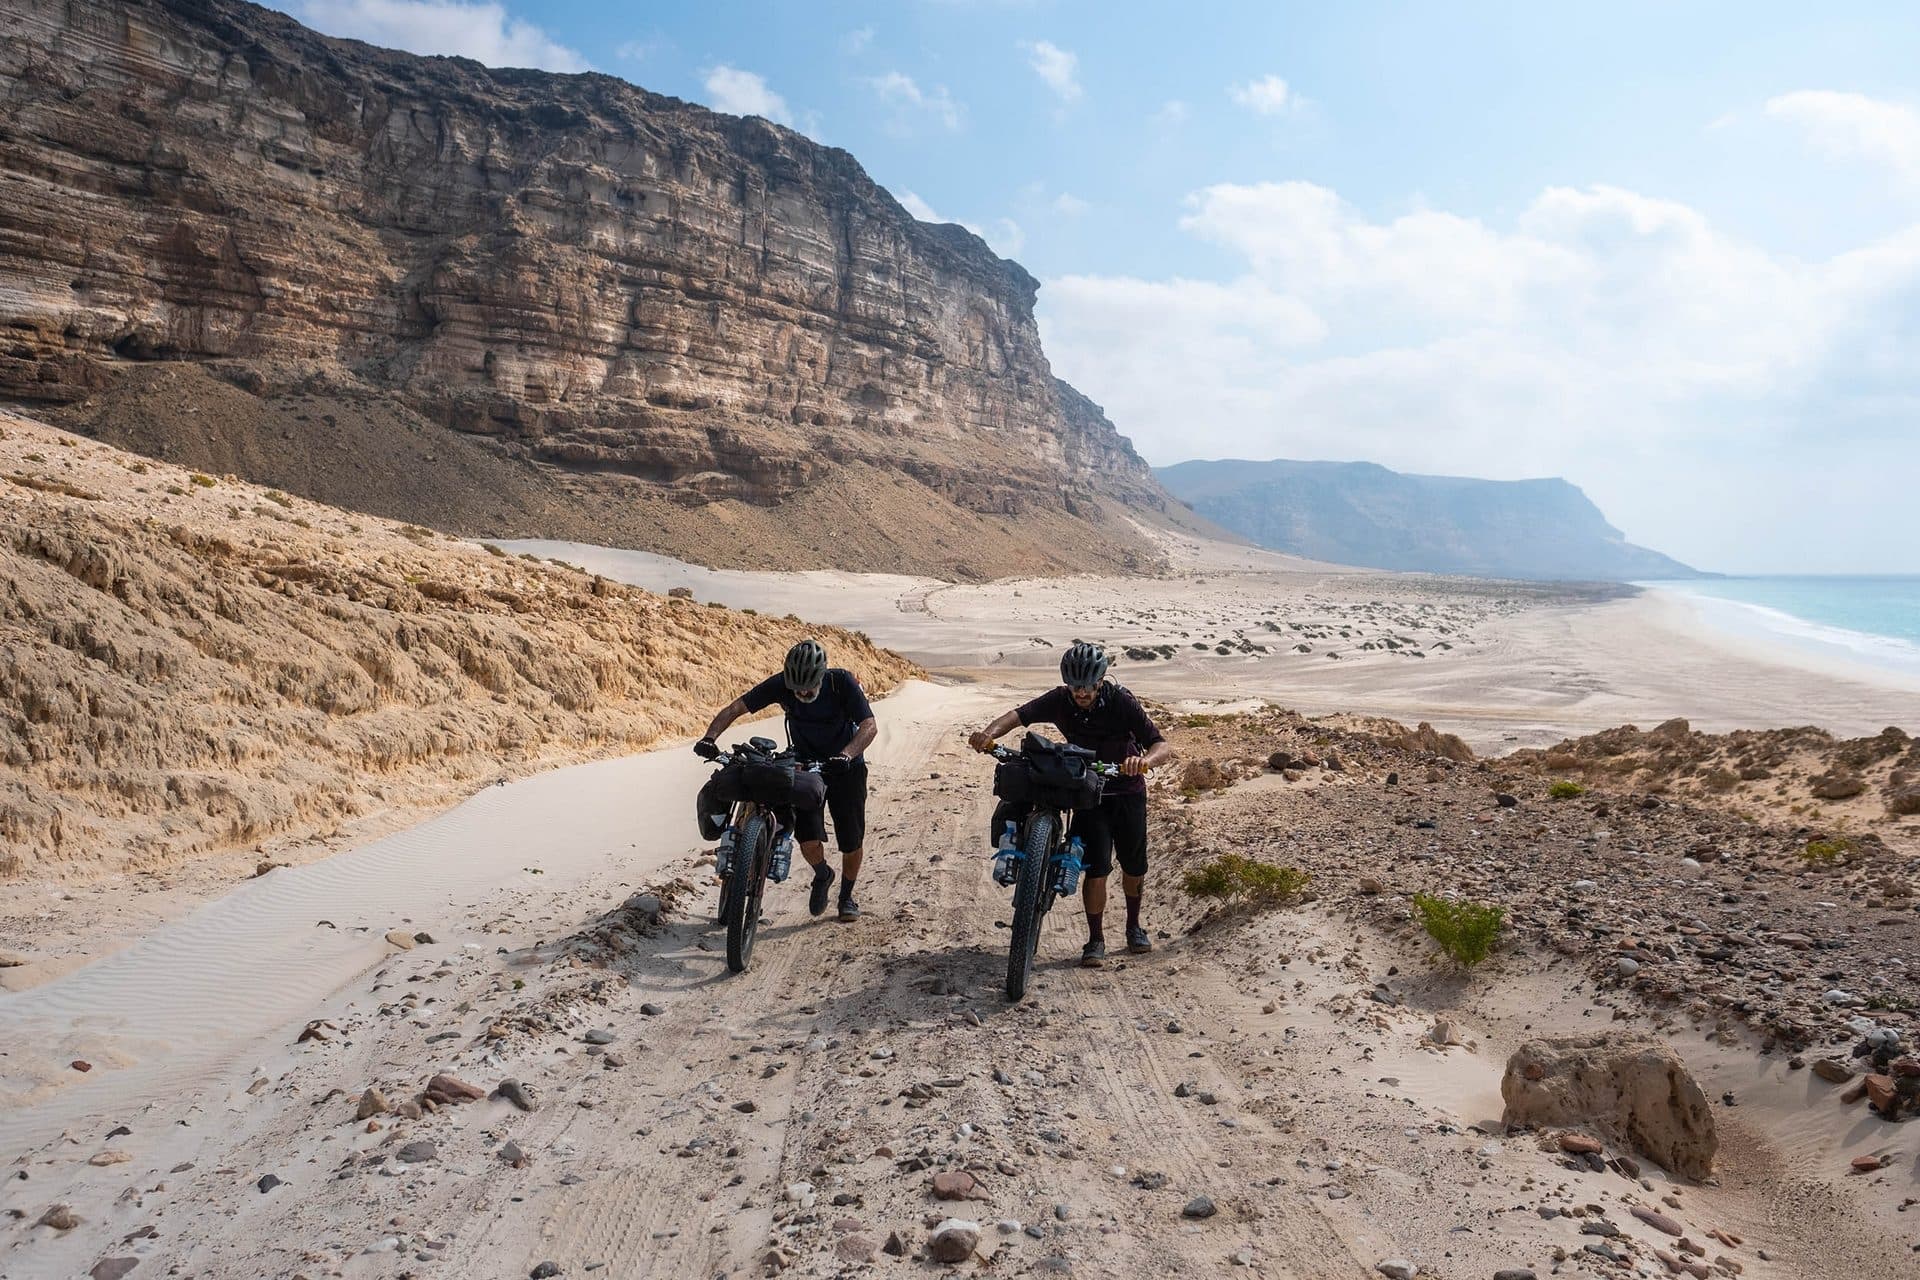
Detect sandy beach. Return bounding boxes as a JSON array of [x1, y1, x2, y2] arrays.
[[507, 530, 1920, 748]]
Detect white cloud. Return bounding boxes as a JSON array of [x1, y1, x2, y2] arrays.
[[896, 192, 1024, 258], [844, 26, 874, 55], [1040, 178, 1920, 571], [1229, 74, 1297, 116], [1052, 192, 1090, 217], [702, 65, 792, 125], [613, 34, 663, 64], [1154, 99, 1190, 128], [1021, 40, 1081, 102], [867, 71, 963, 132], [898, 191, 942, 223], [292, 0, 586, 71], [1766, 90, 1920, 185]]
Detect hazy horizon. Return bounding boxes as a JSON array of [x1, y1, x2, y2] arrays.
[[270, 0, 1920, 576]]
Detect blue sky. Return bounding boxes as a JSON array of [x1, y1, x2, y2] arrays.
[[279, 1, 1920, 573]]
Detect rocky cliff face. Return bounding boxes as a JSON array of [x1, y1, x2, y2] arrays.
[[0, 0, 1163, 574]]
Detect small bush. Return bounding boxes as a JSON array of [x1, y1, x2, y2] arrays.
[[1701, 767, 1739, 793], [1801, 836, 1853, 864], [1181, 854, 1310, 907], [166, 484, 186, 496], [482, 542, 507, 557], [1548, 780, 1586, 800], [1411, 892, 1504, 966], [265, 489, 293, 507], [190, 473, 215, 487]]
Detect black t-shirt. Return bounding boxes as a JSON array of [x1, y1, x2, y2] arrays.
[[742, 667, 874, 762], [1015, 682, 1163, 795]]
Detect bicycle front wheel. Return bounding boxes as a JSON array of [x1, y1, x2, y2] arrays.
[[1005, 811, 1056, 1001]]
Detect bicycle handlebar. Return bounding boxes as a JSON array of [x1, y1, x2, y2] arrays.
[[985, 743, 1125, 777], [709, 749, 824, 773]]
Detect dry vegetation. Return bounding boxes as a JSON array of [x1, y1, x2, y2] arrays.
[[0, 413, 917, 882], [1509, 717, 1920, 837]]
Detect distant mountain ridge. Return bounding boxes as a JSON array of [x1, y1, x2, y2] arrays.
[[1156, 458, 1700, 581]]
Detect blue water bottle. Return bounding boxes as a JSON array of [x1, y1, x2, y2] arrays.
[[769, 831, 794, 883], [992, 820, 1020, 886], [1055, 836, 1085, 895], [715, 828, 736, 877]]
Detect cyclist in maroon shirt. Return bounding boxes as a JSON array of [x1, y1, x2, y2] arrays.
[[968, 643, 1173, 966]]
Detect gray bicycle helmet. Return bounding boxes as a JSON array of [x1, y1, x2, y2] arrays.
[[783, 639, 828, 692], [1060, 641, 1109, 689]]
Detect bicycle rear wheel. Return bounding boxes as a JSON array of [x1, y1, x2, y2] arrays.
[[1005, 811, 1056, 1001]]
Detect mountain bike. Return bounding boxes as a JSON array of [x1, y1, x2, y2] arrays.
[[984, 736, 1121, 1001], [700, 737, 822, 973]]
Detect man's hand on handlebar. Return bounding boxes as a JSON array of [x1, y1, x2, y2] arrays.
[[968, 730, 997, 753], [694, 737, 720, 761], [1121, 755, 1150, 777], [823, 754, 852, 777]]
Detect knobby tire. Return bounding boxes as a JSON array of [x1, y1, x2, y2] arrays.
[[726, 810, 771, 973], [1005, 811, 1056, 1001]]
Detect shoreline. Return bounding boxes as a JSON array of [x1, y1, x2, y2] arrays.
[[515, 539, 1920, 750], [1639, 580, 1920, 694]]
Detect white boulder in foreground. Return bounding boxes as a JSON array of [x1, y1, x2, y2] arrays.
[[1500, 1032, 1717, 1180]]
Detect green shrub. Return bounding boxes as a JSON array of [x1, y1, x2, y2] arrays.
[[190, 473, 215, 487], [1801, 836, 1853, 864], [1548, 780, 1585, 800], [482, 542, 506, 556], [1181, 854, 1311, 907], [1411, 892, 1504, 966], [265, 489, 293, 507]]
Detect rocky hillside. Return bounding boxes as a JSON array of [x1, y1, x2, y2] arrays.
[[1158, 459, 1698, 581], [0, 412, 916, 882], [0, 0, 1168, 579]]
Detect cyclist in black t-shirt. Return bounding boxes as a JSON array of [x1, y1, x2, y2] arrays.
[[968, 643, 1173, 966], [696, 639, 877, 921]]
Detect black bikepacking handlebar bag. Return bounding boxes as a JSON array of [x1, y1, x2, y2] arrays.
[[696, 753, 827, 839], [998, 733, 1102, 811]]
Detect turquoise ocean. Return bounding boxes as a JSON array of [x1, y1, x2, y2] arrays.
[[1639, 576, 1920, 681]]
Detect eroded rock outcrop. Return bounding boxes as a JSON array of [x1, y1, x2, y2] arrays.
[[1500, 1033, 1717, 1180], [0, 412, 916, 881], [0, 0, 1164, 575]]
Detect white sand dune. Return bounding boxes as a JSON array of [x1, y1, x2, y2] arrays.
[[0, 680, 971, 1155]]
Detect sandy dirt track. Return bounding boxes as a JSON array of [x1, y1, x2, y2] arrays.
[[4, 680, 1912, 1280]]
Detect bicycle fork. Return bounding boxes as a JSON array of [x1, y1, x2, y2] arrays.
[[991, 820, 1086, 896]]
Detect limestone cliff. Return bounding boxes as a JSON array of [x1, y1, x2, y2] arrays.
[[0, 0, 1165, 576]]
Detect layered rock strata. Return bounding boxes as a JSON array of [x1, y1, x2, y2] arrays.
[[0, 0, 1162, 573]]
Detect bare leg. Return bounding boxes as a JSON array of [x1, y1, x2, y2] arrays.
[[800, 840, 827, 869], [1082, 874, 1109, 925], [841, 846, 864, 883]]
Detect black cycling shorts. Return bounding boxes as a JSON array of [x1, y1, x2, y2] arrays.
[[793, 760, 867, 853], [990, 791, 1148, 879]]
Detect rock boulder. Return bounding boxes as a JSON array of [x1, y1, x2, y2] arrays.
[[1500, 1033, 1717, 1180]]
